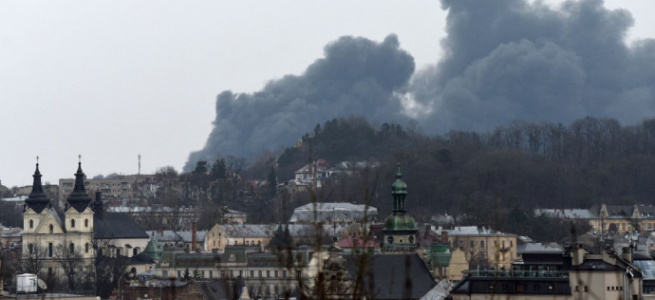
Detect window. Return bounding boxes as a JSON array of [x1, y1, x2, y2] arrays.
[[163, 270, 168, 277], [70, 243, 75, 253], [28, 244, 33, 254], [250, 271, 254, 278], [267, 271, 270, 278], [84, 219, 89, 228], [48, 243, 53, 257], [116, 248, 121, 256], [201, 271, 205, 278], [259, 270, 263, 278], [71, 219, 75, 228], [470, 241, 474, 248], [480, 241, 484, 248], [283, 270, 287, 278], [178, 270, 181, 278], [133, 248, 138, 256], [29, 220, 33, 229], [48, 268, 53, 276], [49, 224, 53, 233], [209, 271, 213, 278], [296, 270, 301, 278], [85, 243, 90, 253], [584, 286, 588, 292], [275, 270, 278, 278]]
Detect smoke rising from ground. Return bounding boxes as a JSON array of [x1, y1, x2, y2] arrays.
[[186, 0, 655, 169], [185, 35, 414, 171]]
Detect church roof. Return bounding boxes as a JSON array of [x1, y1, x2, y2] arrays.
[[67, 162, 93, 213], [94, 212, 149, 239], [24, 163, 51, 213], [347, 254, 435, 299]]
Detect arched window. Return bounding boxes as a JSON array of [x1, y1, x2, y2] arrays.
[[29, 220, 33, 229], [116, 248, 121, 257], [49, 224, 54, 234], [84, 219, 88, 228], [85, 243, 90, 253], [133, 248, 138, 256], [71, 219, 75, 228], [70, 243, 75, 254]]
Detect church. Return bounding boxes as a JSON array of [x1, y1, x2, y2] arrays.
[[22, 159, 150, 278]]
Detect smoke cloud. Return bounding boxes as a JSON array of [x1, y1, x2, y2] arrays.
[[185, 35, 414, 171], [410, 0, 655, 131], [187, 0, 655, 169]]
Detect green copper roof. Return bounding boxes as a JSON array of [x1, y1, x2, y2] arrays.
[[144, 239, 164, 260], [384, 213, 417, 231], [391, 164, 407, 195]]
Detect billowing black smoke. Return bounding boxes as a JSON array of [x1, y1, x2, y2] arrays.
[[184, 35, 414, 171], [410, 0, 655, 131], [187, 0, 655, 169]]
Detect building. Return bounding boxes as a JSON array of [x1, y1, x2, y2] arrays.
[[204, 223, 347, 252], [58, 174, 155, 209], [22, 162, 150, 281], [537, 204, 655, 235], [288, 202, 377, 224], [381, 164, 419, 252], [450, 244, 644, 300], [432, 225, 518, 269]]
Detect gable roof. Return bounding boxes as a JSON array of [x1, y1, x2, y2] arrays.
[[94, 212, 148, 239], [33, 207, 64, 233], [347, 254, 435, 300]]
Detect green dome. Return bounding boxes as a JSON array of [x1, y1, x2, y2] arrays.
[[144, 239, 163, 260], [391, 177, 407, 194], [384, 213, 417, 231]]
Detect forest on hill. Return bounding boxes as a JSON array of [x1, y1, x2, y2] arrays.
[[261, 116, 655, 240]]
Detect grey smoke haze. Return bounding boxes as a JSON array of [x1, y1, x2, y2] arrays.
[[410, 0, 655, 130], [184, 35, 414, 171], [186, 0, 655, 169]]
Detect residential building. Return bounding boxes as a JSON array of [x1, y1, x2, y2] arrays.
[[58, 174, 156, 209], [431, 225, 518, 269], [450, 244, 643, 300], [288, 202, 377, 224]]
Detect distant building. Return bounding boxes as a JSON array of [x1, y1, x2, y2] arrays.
[[431, 225, 518, 269], [537, 204, 655, 234], [288, 202, 377, 224], [58, 174, 156, 209]]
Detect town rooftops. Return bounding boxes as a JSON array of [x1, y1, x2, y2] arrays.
[[347, 254, 435, 299], [289, 202, 377, 223], [431, 225, 515, 237], [94, 212, 149, 239], [535, 208, 597, 219]]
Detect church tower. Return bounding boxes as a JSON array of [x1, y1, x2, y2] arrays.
[[64, 160, 94, 258], [382, 164, 418, 251]]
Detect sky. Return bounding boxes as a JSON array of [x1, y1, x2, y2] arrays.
[[1, 0, 654, 187]]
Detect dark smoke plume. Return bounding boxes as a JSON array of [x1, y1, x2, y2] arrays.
[[187, 0, 655, 169], [410, 0, 655, 131], [185, 35, 414, 171]]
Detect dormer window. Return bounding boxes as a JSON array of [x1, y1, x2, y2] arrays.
[[29, 220, 33, 229], [71, 219, 75, 228], [49, 224, 54, 234], [84, 219, 88, 228]]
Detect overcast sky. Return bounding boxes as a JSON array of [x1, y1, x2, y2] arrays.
[[1, 0, 653, 188]]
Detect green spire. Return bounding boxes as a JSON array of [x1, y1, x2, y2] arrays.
[[391, 163, 407, 195]]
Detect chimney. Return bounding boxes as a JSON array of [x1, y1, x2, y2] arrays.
[[191, 221, 198, 252], [572, 243, 586, 266], [440, 231, 448, 244], [622, 247, 633, 263]]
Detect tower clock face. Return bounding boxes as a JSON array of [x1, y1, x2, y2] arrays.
[[387, 235, 394, 244], [409, 235, 415, 244]]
